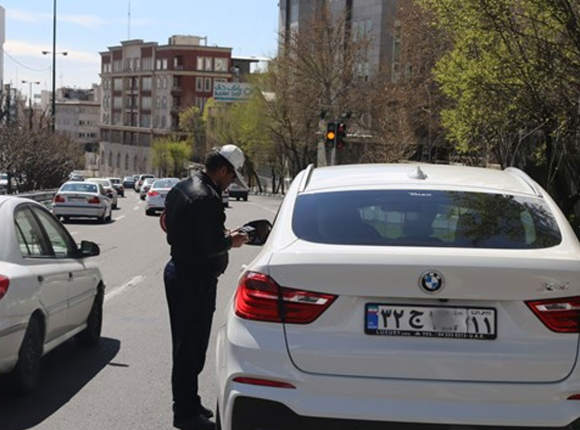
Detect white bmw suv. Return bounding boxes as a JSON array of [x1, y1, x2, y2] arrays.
[[216, 163, 580, 429]]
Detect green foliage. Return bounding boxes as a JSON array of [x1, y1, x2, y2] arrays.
[[151, 138, 191, 178]]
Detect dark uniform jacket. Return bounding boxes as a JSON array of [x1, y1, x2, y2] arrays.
[[165, 171, 232, 275]]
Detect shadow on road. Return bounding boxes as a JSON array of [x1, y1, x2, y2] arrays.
[[0, 337, 120, 430]]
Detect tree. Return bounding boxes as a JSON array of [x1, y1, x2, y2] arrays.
[[179, 106, 206, 162], [422, 0, 580, 230], [151, 138, 191, 178]]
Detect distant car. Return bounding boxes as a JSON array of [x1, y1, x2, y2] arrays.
[[68, 171, 84, 181], [139, 178, 156, 200], [0, 173, 7, 194], [123, 176, 136, 190], [222, 188, 229, 207], [227, 183, 249, 201], [135, 174, 155, 193], [52, 181, 113, 223], [0, 195, 104, 394], [145, 178, 180, 215], [107, 177, 125, 197], [216, 163, 579, 430], [86, 178, 118, 209]]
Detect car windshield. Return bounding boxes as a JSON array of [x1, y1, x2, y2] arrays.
[[153, 179, 179, 189], [292, 190, 562, 249], [143, 178, 156, 185], [61, 183, 98, 193], [87, 179, 110, 188], [1, 173, 7, 180], [109, 178, 121, 184], [124, 176, 134, 181]]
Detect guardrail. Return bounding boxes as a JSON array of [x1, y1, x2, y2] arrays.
[[3, 190, 57, 206]]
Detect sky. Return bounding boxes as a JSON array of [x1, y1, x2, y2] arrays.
[[2, 0, 280, 97]]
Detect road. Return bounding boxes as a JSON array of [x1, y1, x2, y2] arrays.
[[0, 191, 282, 430]]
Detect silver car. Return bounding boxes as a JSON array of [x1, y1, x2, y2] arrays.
[[139, 177, 157, 200], [52, 181, 113, 223], [145, 178, 180, 215]]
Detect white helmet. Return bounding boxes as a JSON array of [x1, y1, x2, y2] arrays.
[[218, 144, 247, 188]]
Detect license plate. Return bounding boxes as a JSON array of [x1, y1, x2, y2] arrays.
[[365, 304, 496, 340], [68, 197, 86, 202]]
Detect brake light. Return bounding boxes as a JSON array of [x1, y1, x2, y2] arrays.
[[148, 190, 159, 197], [233, 377, 296, 389], [53, 195, 65, 203], [234, 272, 337, 324], [87, 196, 100, 204], [526, 296, 580, 333], [0, 275, 9, 300]]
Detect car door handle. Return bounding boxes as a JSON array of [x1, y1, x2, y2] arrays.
[[37, 275, 44, 283], [68, 272, 73, 279]]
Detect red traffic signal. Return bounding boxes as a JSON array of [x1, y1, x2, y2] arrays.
[[336, 123, 347, 149]]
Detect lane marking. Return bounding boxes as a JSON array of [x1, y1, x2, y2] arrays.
[[105, 275, 145, 303], [69, 231, 79, 235], [116, 215, 126, 221], [134, 206, 139, 211]]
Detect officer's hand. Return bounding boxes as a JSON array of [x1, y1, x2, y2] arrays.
[[230, 231, 248, 248]]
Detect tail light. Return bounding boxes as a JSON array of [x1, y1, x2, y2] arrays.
[[0, 275, 9, 300], [119, 185, 124, 190], [233, 377, 296, 389], [526, 296, 580, 333], [234, 272, 337, 324], [148, 190, 159, 197], [87, 196, 100, 204], [53, 194, 65, 203]]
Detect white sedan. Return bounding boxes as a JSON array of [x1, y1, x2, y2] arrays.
[[0, 196, 104, 393], [145, 178, 180, 216], [86, 178, 118, 209], [52, 181, 112, 223], [216, 163, 580, 429]]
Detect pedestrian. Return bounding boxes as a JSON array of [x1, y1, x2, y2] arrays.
[[163, 145, 249, 430]]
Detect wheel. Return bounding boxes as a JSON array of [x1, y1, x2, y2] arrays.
[[10, 317, 43, 394], [112, 202, 118, 210], [106, 210, 113, 223], [243, 196, 248, 201], [76, 288, 103, 347], [236, 197, 241, 201], [99, 212, 107, 224]]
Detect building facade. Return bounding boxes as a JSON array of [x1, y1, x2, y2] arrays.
[[279, 0, 399, 79], [98, 35, 233, 177], [0, 6, 5, 90]]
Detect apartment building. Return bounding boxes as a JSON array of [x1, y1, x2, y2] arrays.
[[99, 35, 233, 177]]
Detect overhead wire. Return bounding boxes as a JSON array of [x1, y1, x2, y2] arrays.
[[1, 46, 51, 72]]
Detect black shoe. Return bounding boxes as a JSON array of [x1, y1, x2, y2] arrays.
[[200, 405, 214, 419], [174, 414, 215, 430]]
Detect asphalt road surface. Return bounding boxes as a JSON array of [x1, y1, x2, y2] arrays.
[[0, 190, 282, 430]]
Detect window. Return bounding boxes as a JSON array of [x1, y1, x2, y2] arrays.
[[196, 77, 204, 92], [156, 96, 161, 109], [161, 116, 167, 129], [205, 57, 213, 71], [117, 152, 121, 168], [153, 115, 159, 128], [156, 77, 161, 89], [113, 97, 123, 109], [142, 77, 152, 91], [214, 58, 228, 72], [142, 96, 152, 110], [14, 207, 51, 257], [142, 57, 153, 71], [109, 152, 113, 167], [197, 57, 205, 71], [163, 77, 168, 89], [156, 59, 161, 70], [133, 58, 140, 71], [161, 96, 168, 109], [125, 154, 129, 170], [113, 78, 123, 90], [162, 59, 168, 70], [134, 155, 138, 170], [292, 190, 562, 249], [32, 207, 76, 258], [204, 78, 212, 92]]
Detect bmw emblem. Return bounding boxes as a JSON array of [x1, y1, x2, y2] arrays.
[[419, 270, 445, 294]]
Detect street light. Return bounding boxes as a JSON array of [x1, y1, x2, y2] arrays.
[[43, 0, 69, 131], [21, 80, 40, 129]]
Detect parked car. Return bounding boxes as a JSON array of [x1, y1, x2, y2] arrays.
[[145, 178, 180, 215], [135, 174, 155, 193], [216, 163, 580, 430], [107, 177, 125, 197], [0, 173, 7, 194], [139, 178, 157, 200], [123, 176, 136, 190], [52, 181, 113, 223], [227, 183, 249, 201], [0, 196, 104, 393], [85, 178, 118, 209]]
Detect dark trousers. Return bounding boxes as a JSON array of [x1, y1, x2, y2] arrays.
[[164, 259, 217, 425]]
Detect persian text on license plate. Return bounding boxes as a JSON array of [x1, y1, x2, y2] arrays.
[[365, 304, 496, 340]]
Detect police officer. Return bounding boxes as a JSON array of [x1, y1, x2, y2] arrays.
[[163, 145, 248, 430]]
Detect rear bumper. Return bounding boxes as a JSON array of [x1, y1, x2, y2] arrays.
[[218, 315, 580, 430], [0, 322, 27, 374], [231, 397, 580, 430], [52, 205, 105, 218]]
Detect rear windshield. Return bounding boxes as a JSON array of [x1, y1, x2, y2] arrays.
[[61, 183, 98, 193], [109, 179, 121, 184], [292, 190, 562, 249], [153, 179, 179, 188]]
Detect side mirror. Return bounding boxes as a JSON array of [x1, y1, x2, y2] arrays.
[[79, 240, 100, 257], [242, 219, 272, 246]]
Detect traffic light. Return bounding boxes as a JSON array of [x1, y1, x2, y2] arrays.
[[326, 122, 337, 149], [336, 123, 347, 150]]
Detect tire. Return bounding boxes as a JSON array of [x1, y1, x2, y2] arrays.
[[243, 196, 248, 202], [99, 212, 107, 224], [10, 317, 43, 394], [76, 288, 103, 347], [106, 210, 113, 223], [216, 402, 222, 430], [112, 202, 118, 210]]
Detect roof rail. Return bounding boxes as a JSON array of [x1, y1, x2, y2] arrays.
[[298, 164, 315, 193], [504, 167, 542, 197]]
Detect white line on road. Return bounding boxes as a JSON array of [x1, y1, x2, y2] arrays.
[[69, 231, 78, 235], [105, 275, 146, 303], [134, 206, 140, 210], [116, 215, 126, 221]]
